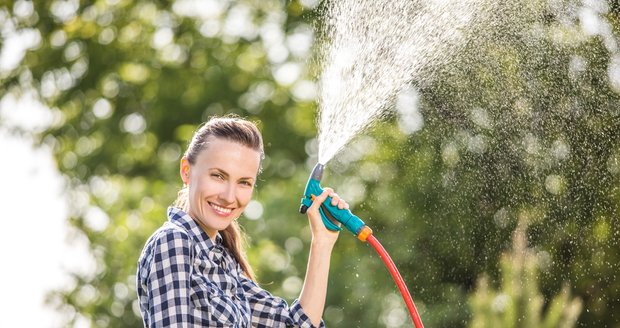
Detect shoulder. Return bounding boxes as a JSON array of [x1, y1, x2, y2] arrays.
[[151, 221, 192, 245], [139, 222, 195, 266]]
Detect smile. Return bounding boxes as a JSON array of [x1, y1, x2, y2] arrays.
[[209, 202, 234, 215]]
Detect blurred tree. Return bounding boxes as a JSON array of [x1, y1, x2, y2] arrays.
[[351, 0, 620, 326], [1, 0, 322, 326], [469, 219, 582, 328]]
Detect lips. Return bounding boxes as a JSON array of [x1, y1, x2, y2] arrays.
[[209, 202, 234, 216]]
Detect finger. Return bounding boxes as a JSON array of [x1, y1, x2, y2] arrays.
[[337, 198, 347, 210], [306, 189, 332, 228], [330, 192, 340, 206], [309, 188, 332, 212]]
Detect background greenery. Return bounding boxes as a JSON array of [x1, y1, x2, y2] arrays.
[[1, 0, 619, 327]]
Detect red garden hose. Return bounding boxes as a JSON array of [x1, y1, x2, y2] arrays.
[[367, 234, 424, 328]]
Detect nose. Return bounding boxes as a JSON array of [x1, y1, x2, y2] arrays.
[[220, 182, 236, 204]]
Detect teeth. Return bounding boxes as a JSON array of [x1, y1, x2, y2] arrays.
[[211, 203, 232, 214]]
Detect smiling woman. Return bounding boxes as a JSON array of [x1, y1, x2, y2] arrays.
[[136, 115, 349, 328], [175, 116, 264, 280]]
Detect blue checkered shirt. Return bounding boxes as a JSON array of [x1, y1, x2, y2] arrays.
[[137, 207, 325, 327]]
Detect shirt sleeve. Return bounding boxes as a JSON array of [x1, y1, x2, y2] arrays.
[[237, 268, 326, 328], [139, 229, 196, 327]]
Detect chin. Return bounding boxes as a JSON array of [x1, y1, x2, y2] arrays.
[[206, 215, 235, 230], [215, 221, 234, 231]]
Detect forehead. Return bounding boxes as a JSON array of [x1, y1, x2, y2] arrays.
[[194, 138, 261, 176]]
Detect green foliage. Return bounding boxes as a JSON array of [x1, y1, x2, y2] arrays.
[[1, 0, 620, 327], [468, 220, 582, 328], [2, 0, 321, 326]]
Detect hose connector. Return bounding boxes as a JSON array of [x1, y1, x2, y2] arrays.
[[357, 225, 373, 242]]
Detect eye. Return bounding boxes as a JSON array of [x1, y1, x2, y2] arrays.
[[240, 180, 253, 187], [211, 173, 224, 180]]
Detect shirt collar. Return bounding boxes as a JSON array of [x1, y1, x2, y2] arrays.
[[167, 206, 223, 248]]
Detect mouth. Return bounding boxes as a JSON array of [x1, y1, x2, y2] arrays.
[[208, 202, 234, 216]]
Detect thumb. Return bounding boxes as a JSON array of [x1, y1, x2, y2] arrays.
[[308, 188, 332, 213]]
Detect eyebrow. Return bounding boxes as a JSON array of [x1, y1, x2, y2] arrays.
[[210, 168, 255, 181]]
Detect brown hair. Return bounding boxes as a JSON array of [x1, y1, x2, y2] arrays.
[[174, 115, 263, 280]]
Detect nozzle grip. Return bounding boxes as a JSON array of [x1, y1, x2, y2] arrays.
[[300, 177, 366, 235], [300, 164, 367, 235], [319, 204, 342, 231], [320, 197, 365, 234], [299, 194, 341, 231]]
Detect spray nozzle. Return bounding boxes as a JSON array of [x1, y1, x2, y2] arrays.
[[300, 163, 372, 240], [310, 162, 324, 181]]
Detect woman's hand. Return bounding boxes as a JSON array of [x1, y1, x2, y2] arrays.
[[306, 188, 348, 247], [300, 188, 346, 325]]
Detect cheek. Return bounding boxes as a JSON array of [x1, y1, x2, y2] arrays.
[[194, 176, 217, 194], [237, 188, 254, 207]]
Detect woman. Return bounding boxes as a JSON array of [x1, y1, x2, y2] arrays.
[[137, 116, 347, 327]]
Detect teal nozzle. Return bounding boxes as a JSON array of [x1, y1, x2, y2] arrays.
[[300, 163, 367, 236]]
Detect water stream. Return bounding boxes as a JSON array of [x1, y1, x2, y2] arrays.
[[316, 0, 494, 164]]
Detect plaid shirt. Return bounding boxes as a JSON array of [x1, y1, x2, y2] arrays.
[[137, 207, 325, 328]]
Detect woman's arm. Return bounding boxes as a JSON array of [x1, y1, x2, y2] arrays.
[[238, 188, 345, 328], [299, 188, 345, 326]]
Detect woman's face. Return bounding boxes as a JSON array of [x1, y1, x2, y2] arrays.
[[181, 137, 261, 240]]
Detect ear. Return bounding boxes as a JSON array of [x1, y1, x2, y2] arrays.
[[180, 157, 190, 185]]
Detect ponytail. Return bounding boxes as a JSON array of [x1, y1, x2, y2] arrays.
[[173, 186, 189, 211], [221, 221, 256, 280]]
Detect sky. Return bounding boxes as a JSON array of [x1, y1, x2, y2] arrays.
[[0, 11, 85, 326], [0, 94, 91, 327]]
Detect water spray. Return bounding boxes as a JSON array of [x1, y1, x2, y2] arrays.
[[306, 0, 495, 324], [300, 163, 424, 328]]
